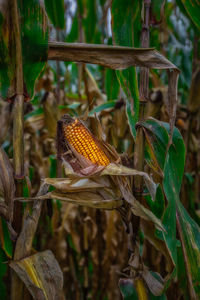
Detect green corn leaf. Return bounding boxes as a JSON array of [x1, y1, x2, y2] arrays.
[[89, 100, 116, 116], [176, 201, 200, 297], [19, 0, 49, 99], [141, 117, 200, 297], [119, 279, 138, 300], [44, 0, 65, 29], [105, 69, 120, 100], [180, 0, 200, 31], [111, 0, 140, 139], [141, 118, 185, 265], [0, 0, 48, 100], [0, 218, 13, 258], [0, 248, 7, 299], [145, 184, 165, 219]]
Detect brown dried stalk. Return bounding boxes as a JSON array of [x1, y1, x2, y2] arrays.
[[10, 0, 24, 235], [10, 0, 24, 298], [11, 0, 24, 179]]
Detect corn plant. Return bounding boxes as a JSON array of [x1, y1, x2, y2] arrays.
[[0, 0, 200, 299]]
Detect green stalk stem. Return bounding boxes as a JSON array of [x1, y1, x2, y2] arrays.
[[134, 0, 150, 193]]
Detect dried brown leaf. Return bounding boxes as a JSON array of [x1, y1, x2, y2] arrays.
[[130, 199, 165, 231], [141, 267, 164, 296], [0, 147, 15, 222], [48, 42, 178, 70], [188, 67, 200, 113], [44, 177, 104, 192], [48, 191, 123, 210], [25, 114, 44, 133], [101, 163, 156, 200], [83, 67, 105, 106], [0, 102, 13, 145], [141, 220, 173, 272], [10, 250, 63, 300], [43, 92, 60, 137]]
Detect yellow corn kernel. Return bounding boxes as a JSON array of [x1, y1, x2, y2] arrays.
[[63, 119, 110, 166]]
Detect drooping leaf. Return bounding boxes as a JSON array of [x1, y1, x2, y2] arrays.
[[141, 118, 185, 265], [44, 0, 65, 29], [48, 41, 179, 139], [48, 42, 178, 71], [58, 162, 164, 230], [34, 190, 123, 210], [10, 250, 63, 300], [89, 100, 116, 116], [141, 117, 200, 298], [101, 163, 157, 200]]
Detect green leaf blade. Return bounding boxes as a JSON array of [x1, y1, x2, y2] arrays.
[[44, 0, 65, 29]]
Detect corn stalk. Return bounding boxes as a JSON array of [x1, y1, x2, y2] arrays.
[[133, 1, 151, 298], [10, 0, 25, 298]]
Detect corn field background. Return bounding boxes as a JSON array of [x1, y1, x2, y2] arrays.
[[0, 0, 200, 299]]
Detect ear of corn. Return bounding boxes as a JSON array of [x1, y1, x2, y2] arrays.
[[62, 118, 110, 166]]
